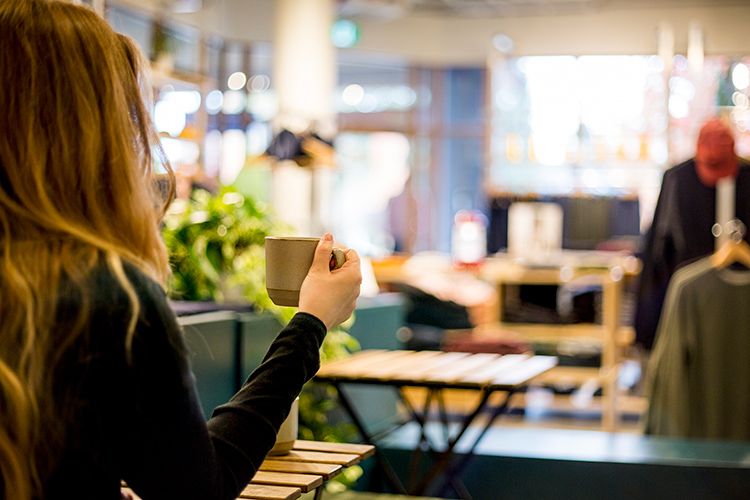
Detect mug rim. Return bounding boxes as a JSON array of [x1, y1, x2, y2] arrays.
[[265, 236, 321, 242]]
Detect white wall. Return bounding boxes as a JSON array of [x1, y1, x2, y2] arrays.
[[353, 5, 750, 64], [119, 1, 750, 64]]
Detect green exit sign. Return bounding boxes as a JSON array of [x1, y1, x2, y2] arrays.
[[331, 19, 359, 48]]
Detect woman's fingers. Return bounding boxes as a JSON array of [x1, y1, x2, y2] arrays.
[[298, 235, 362, 330]]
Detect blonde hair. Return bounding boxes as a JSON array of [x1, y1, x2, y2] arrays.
[[0, 0, 174, 497]]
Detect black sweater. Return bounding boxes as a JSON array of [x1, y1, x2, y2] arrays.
[[43, 263, 326, 499], [634, 158, 750, 350]]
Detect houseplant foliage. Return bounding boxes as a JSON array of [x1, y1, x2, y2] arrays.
[[151, 16, 181, 71], [162, 187, 283, 309], [161, 187, 361, 488]]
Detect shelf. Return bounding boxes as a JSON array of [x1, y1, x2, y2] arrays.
[[488, 323, 635, 346], [400, 383, 647, 424], [150, 63, 210, 89]]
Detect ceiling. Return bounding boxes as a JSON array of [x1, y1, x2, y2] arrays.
[[336, 0, 750, 20]]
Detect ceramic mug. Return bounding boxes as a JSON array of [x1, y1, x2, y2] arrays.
[[268, 397, 299, 456], [265, 236, 346, 307]]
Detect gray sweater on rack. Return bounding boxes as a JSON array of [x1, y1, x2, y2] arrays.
[[645, 257, 750, 440]]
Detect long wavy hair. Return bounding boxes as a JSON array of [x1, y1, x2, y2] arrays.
[[0, 0, 174, 497]]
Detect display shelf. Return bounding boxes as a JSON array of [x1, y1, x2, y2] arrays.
[[482, 254, 639, 431], [479, 323, 635, 346], [400, 382, 647, 426]]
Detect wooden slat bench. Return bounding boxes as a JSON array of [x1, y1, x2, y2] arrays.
[[121, 440, 374, 500]]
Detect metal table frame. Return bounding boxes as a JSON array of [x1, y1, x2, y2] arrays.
[[314, 350, 557, 499]]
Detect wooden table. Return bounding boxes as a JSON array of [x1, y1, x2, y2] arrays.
[[121, 440, 374, 500], [313, 349, 557, 499], [372, 252, 641, 431]]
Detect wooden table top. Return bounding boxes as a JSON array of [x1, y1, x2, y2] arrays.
[[314, 349, 558, 391], [121, 440, 374, 500]]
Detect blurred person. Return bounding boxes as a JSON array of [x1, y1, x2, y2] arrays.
[[0, 1, 362, 499]]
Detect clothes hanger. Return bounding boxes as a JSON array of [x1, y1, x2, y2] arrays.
[[711, 238, 750, 269], [710, 219, 750, 269]]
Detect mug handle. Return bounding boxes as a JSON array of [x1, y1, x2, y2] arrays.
[[329, 247, 346, 270]]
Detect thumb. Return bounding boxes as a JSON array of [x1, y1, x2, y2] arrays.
[[310, 233, 334, 273]]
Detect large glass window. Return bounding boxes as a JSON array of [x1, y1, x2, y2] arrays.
[[490, 54, 750, 229], [490, 55, 667, 199]]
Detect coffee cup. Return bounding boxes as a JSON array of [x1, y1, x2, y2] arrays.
[[268, 397, 298, 456], [265, 236, 346, 307]]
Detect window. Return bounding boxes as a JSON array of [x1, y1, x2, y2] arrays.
[[490, 55, 666, 198]]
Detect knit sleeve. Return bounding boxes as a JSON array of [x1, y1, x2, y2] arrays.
[[118, 266, 326, 500]]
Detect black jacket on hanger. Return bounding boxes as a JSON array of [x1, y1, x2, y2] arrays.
[[634, 158, 750, 350]]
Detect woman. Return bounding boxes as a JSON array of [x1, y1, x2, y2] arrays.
[[0, 1, 362, 499]]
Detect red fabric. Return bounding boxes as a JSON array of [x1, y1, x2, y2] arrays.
[[694, 119, 738, 187], [442, 332, 531, 355]]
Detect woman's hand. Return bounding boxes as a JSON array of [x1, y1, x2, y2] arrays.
[[298, 234, 362, 330]]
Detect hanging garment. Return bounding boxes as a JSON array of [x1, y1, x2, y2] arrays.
[[633, 158, 750, 350], [645, 256, 750, 440], [265, 129, 304, 162]]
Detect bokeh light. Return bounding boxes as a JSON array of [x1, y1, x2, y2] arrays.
[[227, 71, 247, 91], [222, 90, 247, 115], [342, 84, 365, 106], [732, 63, 750, 91], [154, 100, 186, 137], [205, 89, 224, 115], [248, 74, 271, 93], [492, 34, 514, 53]]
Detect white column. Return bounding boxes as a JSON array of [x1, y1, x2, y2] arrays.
[[273, 0, 336, 136], [657, 21, 674, 76], [92, 0, 105, 16], [271, 0, 337, 237], [658, 21, 675, 166], [687, 20, 704, 75]]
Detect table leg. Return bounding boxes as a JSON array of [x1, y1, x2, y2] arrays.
[[395, 387, 448, 454], [313, 485, 325, 500], [331, 382, 409, 495], [435, 388, 518, 498], [401, 387, 435, 491], [436, 389, 450, 442], [411, 388, 493, 497], [396, 388, 473, 500]]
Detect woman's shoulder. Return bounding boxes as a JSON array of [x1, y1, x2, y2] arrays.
[[84, 260, 167, 304], [79, 260, 177, 335]]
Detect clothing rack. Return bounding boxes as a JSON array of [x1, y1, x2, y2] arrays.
[[711, 218, 750, 269]]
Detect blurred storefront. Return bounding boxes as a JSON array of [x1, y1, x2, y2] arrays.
[[90, 0, 750, 258]]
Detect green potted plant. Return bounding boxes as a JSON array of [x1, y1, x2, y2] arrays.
[[162, 187, 282, 307]]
